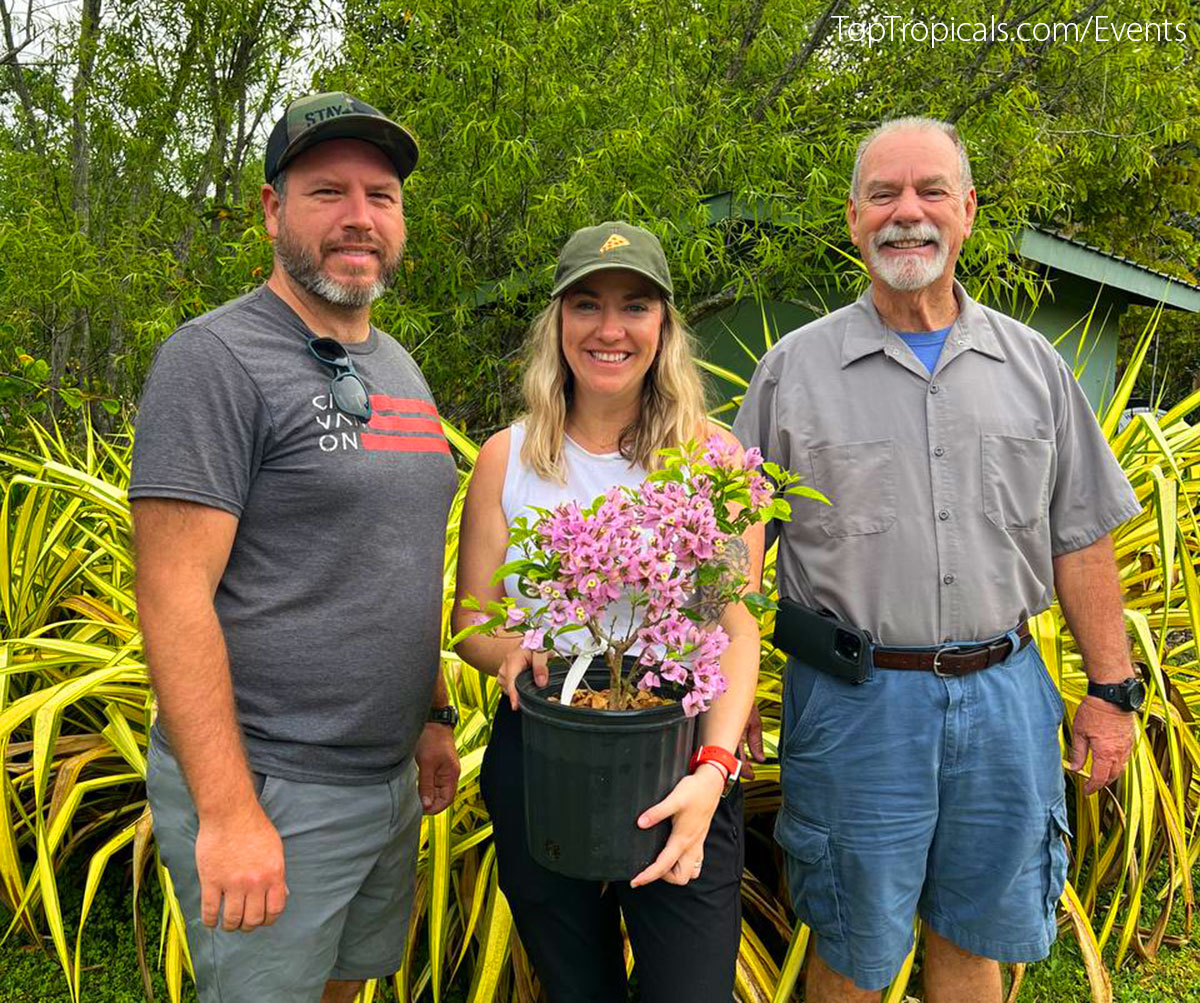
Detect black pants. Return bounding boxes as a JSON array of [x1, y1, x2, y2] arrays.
[[480, 700, 744, 1003]]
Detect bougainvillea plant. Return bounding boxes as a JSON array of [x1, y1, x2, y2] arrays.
[[459, 437, 823, 713]]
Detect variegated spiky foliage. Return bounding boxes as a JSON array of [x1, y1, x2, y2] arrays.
[[1, 304, 1198, 1002]]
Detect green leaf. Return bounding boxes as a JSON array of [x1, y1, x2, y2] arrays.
[[742, 592, 778, 614], [489, 558, 536, 586]]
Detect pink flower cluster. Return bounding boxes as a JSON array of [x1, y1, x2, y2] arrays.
[[524, 483, 731, 713], [704, 437, 773, 508], [498, 437, 786, 716]]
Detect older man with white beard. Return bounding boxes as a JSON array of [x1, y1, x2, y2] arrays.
[[734, 118, 1143, 1002]]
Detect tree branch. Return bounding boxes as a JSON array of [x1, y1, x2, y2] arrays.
[[725, 0, 767, 84], [959, 0, 1014, 87], [131, 12, 200, 217], [685, 273, 826, 328], [0, 32, 28, 62], [947, 0, 1106, 122], [685, 286, 742, 326], [750, 0, 847, 124], [0, 1, 44, 153]]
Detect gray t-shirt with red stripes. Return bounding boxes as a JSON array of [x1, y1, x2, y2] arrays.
[[131, 285, 457, 784]]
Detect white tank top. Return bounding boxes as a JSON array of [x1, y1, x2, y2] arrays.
[[501, 422, 648, 655]]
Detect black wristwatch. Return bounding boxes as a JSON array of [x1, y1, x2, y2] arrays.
[[428, 704, 459, 728], [1087, 677, 1145, 713]]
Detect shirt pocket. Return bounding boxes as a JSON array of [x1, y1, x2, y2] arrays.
[[809, 438, 896, 538], [981, 434, 1054, 530]]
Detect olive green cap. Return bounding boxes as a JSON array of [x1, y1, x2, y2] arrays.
[[551, 221, 674, 301], [265, 91, 418, 184]]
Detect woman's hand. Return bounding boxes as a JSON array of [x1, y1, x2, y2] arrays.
[[629, 765, 725, 887], [497, 647, 550, 710]]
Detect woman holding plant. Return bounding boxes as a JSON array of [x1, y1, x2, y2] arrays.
[[452, 221, 770, 1002]]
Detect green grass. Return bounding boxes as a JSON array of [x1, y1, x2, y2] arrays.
[[1022, 939, 1200, 1003], [3, 860, 1198, 1001], [1017, 859, 1200, 1003], [0, 856, 194, 1003]]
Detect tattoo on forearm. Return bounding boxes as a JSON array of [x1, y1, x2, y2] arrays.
[[686, 537, 751, 624]]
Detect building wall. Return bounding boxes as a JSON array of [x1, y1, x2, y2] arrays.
[[1020, 273, 1124, 413]]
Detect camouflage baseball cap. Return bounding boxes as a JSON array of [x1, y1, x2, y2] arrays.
[[551, 221, 674, 301], [264, 91, 418, 184]]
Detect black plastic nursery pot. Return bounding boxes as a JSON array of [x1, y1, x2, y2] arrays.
[[514, 658, 697, 882]]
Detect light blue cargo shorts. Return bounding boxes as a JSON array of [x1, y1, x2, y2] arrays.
[[775, 639, 1070, 991], [147, 729, 422, 1003]]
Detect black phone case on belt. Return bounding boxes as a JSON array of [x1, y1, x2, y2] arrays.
[[772, 598, 873, 685]]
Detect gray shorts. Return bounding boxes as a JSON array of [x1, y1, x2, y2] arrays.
[[146, 731, 422, 1003]]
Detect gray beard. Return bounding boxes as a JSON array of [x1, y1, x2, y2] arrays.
[[275, 226, 399, 309]]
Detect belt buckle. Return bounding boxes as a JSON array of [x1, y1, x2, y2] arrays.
[[931, 645, 965, 678]]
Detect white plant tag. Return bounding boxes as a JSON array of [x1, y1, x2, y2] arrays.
[[560, 639, 605, 706]]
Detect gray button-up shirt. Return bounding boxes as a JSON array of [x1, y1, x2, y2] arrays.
[[732, 283, 1141, 646]]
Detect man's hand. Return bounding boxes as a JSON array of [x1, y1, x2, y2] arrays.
[[1069, 696, 1136, 795], [415, 722, 460, 814], [738, 703, 766, 780], [1054, 535, 1137, 797], [195, 803, 288, 931], [629, 767, 724, 888]]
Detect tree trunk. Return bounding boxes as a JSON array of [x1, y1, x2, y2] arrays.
[[98, 295, 126, 433], [209, 98, 231, 236], [69, 0, 101, 231], [606, 648, 623, 709], [53, 0, 102, 412], [230, 86, 247, 209], [1, 0, 45, 153], [130, 11, 201, 220]]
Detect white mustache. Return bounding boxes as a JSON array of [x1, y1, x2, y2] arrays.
[[873, 223, 942, 250]]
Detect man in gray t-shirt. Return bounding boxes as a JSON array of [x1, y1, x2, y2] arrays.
[[131, 93, 459, 1003], [734, 119, 1141, 1002]]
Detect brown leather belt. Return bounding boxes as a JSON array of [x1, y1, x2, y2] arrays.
[[871, 622, 1031, 677]]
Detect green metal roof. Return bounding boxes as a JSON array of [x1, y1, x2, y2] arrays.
[[1015, 229, 1200, 312]]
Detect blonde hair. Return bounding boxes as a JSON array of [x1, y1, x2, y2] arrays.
[[519, 295, 709, 483]]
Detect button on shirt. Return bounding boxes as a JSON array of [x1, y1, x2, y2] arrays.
[[732, 282, 1141, 646]]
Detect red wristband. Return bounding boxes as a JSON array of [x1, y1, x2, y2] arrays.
[[689, 746, 741, 793]]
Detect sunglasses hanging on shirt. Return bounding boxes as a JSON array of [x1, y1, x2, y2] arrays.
[[307, 336, 372, 423]]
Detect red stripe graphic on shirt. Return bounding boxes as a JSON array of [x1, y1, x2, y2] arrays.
[[356, 395, 449, 454], [368, 415, 444, 434], [361, 432, 451, 454], [369, 394, 439, 417]]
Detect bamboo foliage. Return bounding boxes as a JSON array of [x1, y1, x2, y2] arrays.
[[0, 308, 1198, 1002]]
